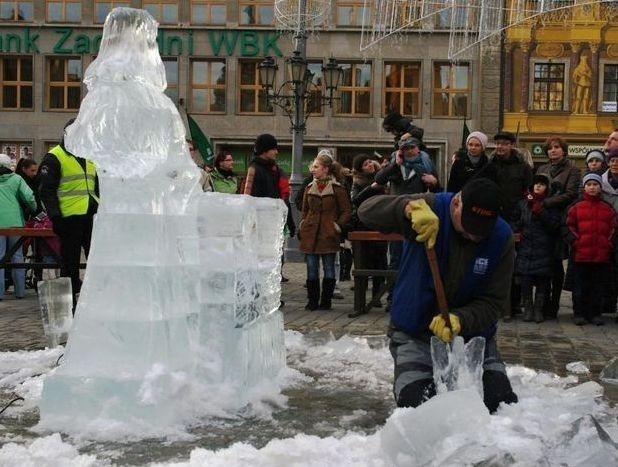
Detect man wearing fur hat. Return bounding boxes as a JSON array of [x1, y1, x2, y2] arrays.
[[243, 133, 282, 198], [447, 131, 489, 193], [534, 136, 581, 319]]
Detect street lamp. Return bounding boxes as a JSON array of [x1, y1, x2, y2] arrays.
[[259, 52, 342, 183], [258, 54, 342, 133]]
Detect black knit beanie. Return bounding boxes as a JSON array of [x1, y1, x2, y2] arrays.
[[254, 133, 278, 155]]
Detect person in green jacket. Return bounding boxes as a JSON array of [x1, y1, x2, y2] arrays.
[[207, 151, 239, 194], [0, 154, 36, 300]]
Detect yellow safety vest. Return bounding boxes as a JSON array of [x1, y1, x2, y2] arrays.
[[49, 145, 99, 217]]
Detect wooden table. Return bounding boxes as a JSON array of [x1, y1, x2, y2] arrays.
[[0, 227, 64, 269], [347, 231, 404, 318]]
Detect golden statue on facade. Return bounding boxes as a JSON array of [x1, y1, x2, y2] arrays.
[[572, 54, 592, 114]]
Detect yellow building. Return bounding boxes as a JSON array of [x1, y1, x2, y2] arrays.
[[503, 2, 618, 167]]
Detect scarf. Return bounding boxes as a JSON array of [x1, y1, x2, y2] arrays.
[[402, 155, 426, 179], [314, 175, 332, 193], [526, 190, 547, 215], [216, 167, 235, 178]]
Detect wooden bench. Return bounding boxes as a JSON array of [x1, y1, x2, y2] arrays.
[[347, 231, 404, 318], [347, 231, 521, 318], [0, 227, 75, 269]]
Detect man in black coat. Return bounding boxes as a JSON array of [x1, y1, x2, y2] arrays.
[[476, 131, 533, 224], [243, 133, 282, 198], [475, 131, 532, 321]]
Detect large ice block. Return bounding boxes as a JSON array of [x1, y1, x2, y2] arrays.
[[380, 389, 490, 466], [39, 7, 287, 434]]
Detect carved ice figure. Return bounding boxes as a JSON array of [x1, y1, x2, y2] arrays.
[[38, 8, 286, 434]]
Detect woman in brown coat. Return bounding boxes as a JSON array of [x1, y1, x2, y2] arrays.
[[300, 153, 352, 310]]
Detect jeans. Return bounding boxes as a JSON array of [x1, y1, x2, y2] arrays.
[[0, 236, 26, 299], [306, 253, 336, 281]]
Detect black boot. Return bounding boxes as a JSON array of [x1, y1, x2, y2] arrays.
[[305, 280, 320, 310], [318, 278, 336, 310], [533, 295, 545, 323], [340, 249, 353, 281], [371, 277, 384, 308], [522, 299, 534, 322]]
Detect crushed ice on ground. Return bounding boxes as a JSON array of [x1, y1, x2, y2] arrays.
[[566, 361, 590, 374], [1, 331, 617, 466]]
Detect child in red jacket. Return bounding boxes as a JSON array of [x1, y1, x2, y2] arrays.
[[566, 173, 618, 325]]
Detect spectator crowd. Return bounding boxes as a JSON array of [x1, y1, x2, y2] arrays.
[[1, 115, 618, 326]]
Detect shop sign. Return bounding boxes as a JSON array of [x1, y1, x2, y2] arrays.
[[0, 28, 282, 57], [567, 144, 603, 158]]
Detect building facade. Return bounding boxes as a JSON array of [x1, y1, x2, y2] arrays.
[[0, 1, 494, 181], [503, 2, 618, 167]]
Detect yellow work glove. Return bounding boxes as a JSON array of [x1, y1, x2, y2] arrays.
[[429, 314, 461, 343], [407, 199, 439, 249]]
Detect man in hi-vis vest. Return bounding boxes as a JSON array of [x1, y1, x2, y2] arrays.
[[39, 119, 99, 310]]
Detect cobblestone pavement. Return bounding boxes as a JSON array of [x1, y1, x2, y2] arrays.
[[2, 262, 618, 383]]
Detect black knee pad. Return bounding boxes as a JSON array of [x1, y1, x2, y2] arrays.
[[483, 370, 518, 413], [397, 378, 436, 408]]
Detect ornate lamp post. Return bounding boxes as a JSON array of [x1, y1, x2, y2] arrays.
[[258, 53, 343, 195]]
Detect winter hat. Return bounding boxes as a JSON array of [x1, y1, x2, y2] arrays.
[[398, 136, 421, 149], [0, 154, 12, 168], [317, 148, 334, 161], [382, 111, 403, 131], [493, 131, 516, 143], [466, 131, 488, 151], [254, 133, 278, 155], [582, 173, 603, 186], [532, 173, 550, 186], [352, 153, 373, 172], [460, 178, 501, 238], [586, 149, 605, 163]]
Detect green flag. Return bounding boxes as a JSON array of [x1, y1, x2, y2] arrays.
[[187, 113, 214, 165], [461, 118, 470, 149]]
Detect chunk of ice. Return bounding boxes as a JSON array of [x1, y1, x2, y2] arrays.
[[380, 388, 490, 466]]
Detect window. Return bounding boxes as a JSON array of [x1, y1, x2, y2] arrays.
[[432, 62, 469, 117], [602, 64, 618, 112], [336, 62, 372, 115], [531, 62, 564, 111], [434, 0, 472, 29], [238, 59, 272, 114], [239, 0, 273, 26], [1, 56, 33, 109], [47, 56, 81, 110], [143, 1, 178, 24], [163, 57, 178, 105], [94, 1, 131, 23], [46, 0, 81, 22], [191, 0, 226, 24], [190, 59, 226, 113], [0, 1, 33, 21], [384, 62, 420, 117], [336, 0, 369, 27]]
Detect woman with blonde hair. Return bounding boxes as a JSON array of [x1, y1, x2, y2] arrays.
[[300, 153, 352, 310]]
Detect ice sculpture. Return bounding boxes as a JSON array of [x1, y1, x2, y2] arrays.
[[38, 8, 286, 432]]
